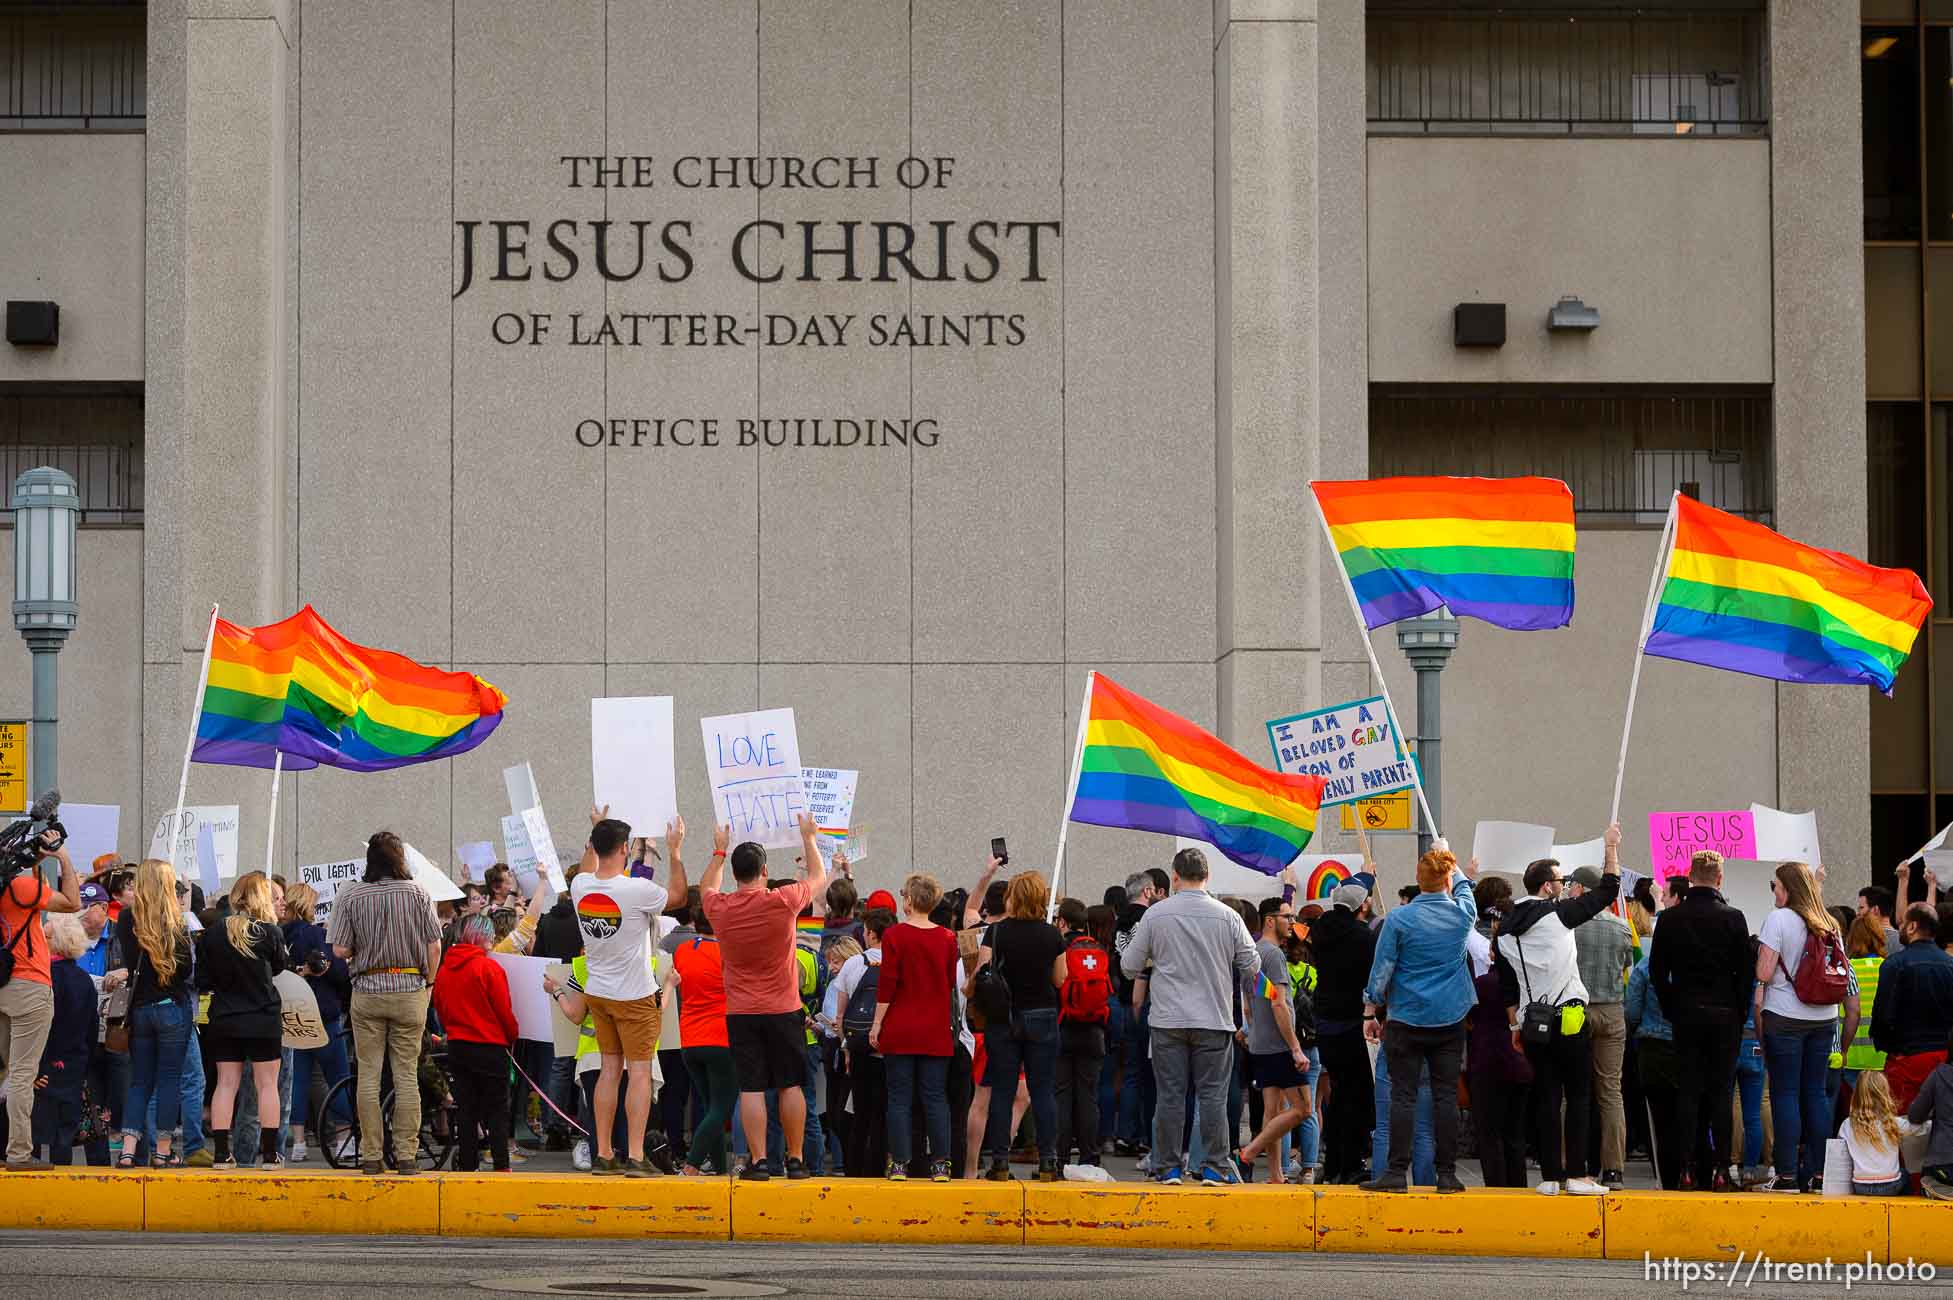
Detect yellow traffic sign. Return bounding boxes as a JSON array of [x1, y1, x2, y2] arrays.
[[0, 721, 26, 813], [1339, 791, 1412, 833]]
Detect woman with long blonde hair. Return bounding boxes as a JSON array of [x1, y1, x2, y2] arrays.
[[101, 860, 195, 1167], [1753, 860, 1861, 1192], [197, 869, 290, 1167]]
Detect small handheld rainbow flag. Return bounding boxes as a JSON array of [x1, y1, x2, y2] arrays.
[[1254, 973, 1283, 1002], [1067, 674, 1324, 877], [192, 605, 507, 772], [1645, 497, 1931, 694], [1311, 476, 1576, 631]]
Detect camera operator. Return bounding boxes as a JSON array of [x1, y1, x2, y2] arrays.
[[0, 832, 80, 1171]]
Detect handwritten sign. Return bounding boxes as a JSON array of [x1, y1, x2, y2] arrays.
[[803, 766, 858, 863], [502, 812, 540, 894], [297, 858, 362, 925], [1646, 810, 1756, 882], [700, 707, 807, 849], [591, 696, 677, 831], [1266, 697, 1415, 807], [520, 806, 567, 892], [148, 805, 240, 885]]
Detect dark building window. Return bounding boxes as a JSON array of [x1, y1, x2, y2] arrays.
[[1366, 4, 1769, 136], [0, 4, 146, 131], [1369, 388, 1772, 526], [1865, 27, 1921, 239], [0, 394, 143, 525]]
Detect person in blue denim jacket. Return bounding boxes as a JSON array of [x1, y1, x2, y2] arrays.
[[1358, 842, 1478, 1193]]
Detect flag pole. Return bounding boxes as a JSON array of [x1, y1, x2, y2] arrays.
[[1309, 494, 1441, 842], [1047, 671, 1096, 922], [169, 603, 220, 865], [263, 751, 284, 872], [1608, 493, 1680, 827]]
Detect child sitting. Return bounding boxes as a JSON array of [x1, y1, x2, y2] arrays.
[[1839, 1070, 1928, 1196]]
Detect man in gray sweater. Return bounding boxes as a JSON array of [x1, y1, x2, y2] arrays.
[[1120, 846, 1259, 1187], [1908, 1028, 1953, 1201]]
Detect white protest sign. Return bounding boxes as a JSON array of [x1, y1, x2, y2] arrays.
[[545, 961, 581, 1058], [1904, 822, 1952, 867], [1266, 696, 1416, 807], [148, 805, 240, 884], [700, 707, 807, 850], [591, 696, 678, 831], [501, 812, 540, 895], [489, 952, 558, 1044], [1718, 860, 1779, 931], [275, 969, 328, 1048], [504, 761, 540, 818], [456, 841, 498, 883], [402, 841, 463, 903], [519, 806, 566, 892], [804, 766, 858, 864], [1749, 803, 1821, 866], [59, 803, 120, 867], [1471, 820, 1556, 875], [1552, 837, 1607, 871], [297, 858, 361, 926], [195, 824, 219, 897]]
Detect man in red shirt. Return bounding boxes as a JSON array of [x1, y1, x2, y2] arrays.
[[699, 813, 828, 1181], [0, 837, 80, 1170]]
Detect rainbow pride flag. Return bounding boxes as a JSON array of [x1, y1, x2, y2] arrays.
[[191, 606, 507, 771], [1312, 476, 1576, 631], [1253, 973, 1283, 1002], [1645, 497, 1931, 693], [1069, 674, 1324, 877]]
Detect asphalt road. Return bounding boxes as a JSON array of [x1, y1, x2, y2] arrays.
[[2, 1234, 1946, 1299]]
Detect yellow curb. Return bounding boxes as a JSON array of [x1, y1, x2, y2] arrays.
[[1314, 1187, 1603, 1258], [143, 1169, 440, 1236], [1884, 1198, 1953, 1268], [1600, 1190, 1891, 1263], [438, 1171, 730, 1239], [1024, 1182, 1309, 1251], [730, 1177, 1023, 1244], [0, 1169, 144, 1232]]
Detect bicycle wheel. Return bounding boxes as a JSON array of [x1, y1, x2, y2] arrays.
[[319, 1076, 362, 1169]]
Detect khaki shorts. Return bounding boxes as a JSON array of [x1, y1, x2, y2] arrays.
[[584, 993, 661, 1062]]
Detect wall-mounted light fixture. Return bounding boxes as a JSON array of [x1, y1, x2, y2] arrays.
[[5, 301, 59, 347], [1547, 295, 1599, 332]]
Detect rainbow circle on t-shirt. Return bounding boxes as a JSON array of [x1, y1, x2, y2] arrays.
[[577, 892, 623, 940], [1306, 858, 1353, 900]]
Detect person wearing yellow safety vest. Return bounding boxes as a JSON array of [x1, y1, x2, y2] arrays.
[[1837, 914, 1889, 1097]]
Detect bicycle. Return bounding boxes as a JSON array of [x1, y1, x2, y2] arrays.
[[319, 1044, 457, 1172]]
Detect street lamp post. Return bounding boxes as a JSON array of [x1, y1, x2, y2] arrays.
[[1396, 610, 1460, 858], [11, 467, 80, 796]]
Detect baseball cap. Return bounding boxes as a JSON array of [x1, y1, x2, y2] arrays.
[[1330, 883, 1369, 912], [865, 889, 898, 913], [1570, 866, 1604, 889], [79, 880, 109, 907]]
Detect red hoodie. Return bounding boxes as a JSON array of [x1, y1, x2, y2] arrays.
[[432, 942, 519, 1047]]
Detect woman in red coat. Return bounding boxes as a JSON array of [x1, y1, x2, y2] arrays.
[[432, 913, 520, 1171], [870, 873, 960, 1180]]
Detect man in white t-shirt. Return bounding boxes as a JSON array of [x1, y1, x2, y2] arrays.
[[569, 808, 686, 1176]]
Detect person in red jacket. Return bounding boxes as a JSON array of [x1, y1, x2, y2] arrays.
[[432, 914, 520, 1171]]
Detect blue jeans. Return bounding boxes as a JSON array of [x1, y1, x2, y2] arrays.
[[124, 1000, 190, 1144], [1735, 1038, 1765, 1166], [1372, 1040, 1435, 1185], [1277, 1044, 1322, 1169], [292, 1025, 353, 1133], [885, 1053, 951, 1166], [142, 1022, 207, 1157], [1763, 1020, 1834, 1186], [233, 1045, 294, 1161], [984, 1008, 1059, 1161], [1097, 997, 1128, 1137]]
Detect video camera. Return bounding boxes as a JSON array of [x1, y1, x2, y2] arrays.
[[0, 789, 66, 886]]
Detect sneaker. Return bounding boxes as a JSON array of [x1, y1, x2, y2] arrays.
[[625, 1157, 659, 1178], [785, 1157, 810, 1181], [984, 1159, 1013, 1182], [1199, 1166, 1242, 1186], [1564, 1176, 1607, 1196], [1755, 1174, 1802, 1193], [593, 1155, 626, 1176], [1113, 1139, 1140, 1157], [1740, 1164, 1774, 1189], [1134, 1153, 1154, 1175], [289, 1141, 308, 1164], [572, 1140, 592, 1171], [1359, 1171, 1408, 1193], [182, 1149, 214, 1168], [1536, 1180, 1560, 1196], [211, 1155, 238, 1170], [1299, 1166, 1318, 1186], [886, 1158, 909, 1181], [260, 1154, 286, 1172], [1435, 1171, 1467, 1194], [393, 1162, 423, 1176], [739, 1164, 771, 1182], [930, 1159, 952, 1183], [1157, 1165, 1184, 1186], [1920, 1169, 1953, 1201]]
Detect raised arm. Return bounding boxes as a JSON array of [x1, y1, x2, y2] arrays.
[[700, 823, 731, 895], [663, 815, 690, 909], [798, 812, 829, 898]]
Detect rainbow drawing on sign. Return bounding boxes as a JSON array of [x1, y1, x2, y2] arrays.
[[1305, 858, 1353, 899]]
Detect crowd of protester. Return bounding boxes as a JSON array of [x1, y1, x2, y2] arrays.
[[1, 809, 1951, 1202]]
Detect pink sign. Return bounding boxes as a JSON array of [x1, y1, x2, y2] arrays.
[[1647, 810, 1756, 882]]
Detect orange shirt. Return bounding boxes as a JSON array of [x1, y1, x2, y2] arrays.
[[700, 880, 816, 1016], [669, 936, 729, 1048], [1, 876, 52, 986]]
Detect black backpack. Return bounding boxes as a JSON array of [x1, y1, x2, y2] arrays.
[[1292, 977, 1317, 1048], [842, 952, 882, 1055]]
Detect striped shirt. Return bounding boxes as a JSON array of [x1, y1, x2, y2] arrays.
[[329, 878, 441, 994]]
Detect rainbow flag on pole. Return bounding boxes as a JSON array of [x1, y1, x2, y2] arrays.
[[1645, 497, 1931, 693], [1311, 476, 1576, 630], [191, 606, 507, 771], [1068, 674, 1324, 877]]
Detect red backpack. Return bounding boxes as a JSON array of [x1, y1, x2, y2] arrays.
[[1790, 923, 1850, 1007], [1060, 938, 1113, 1025]]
